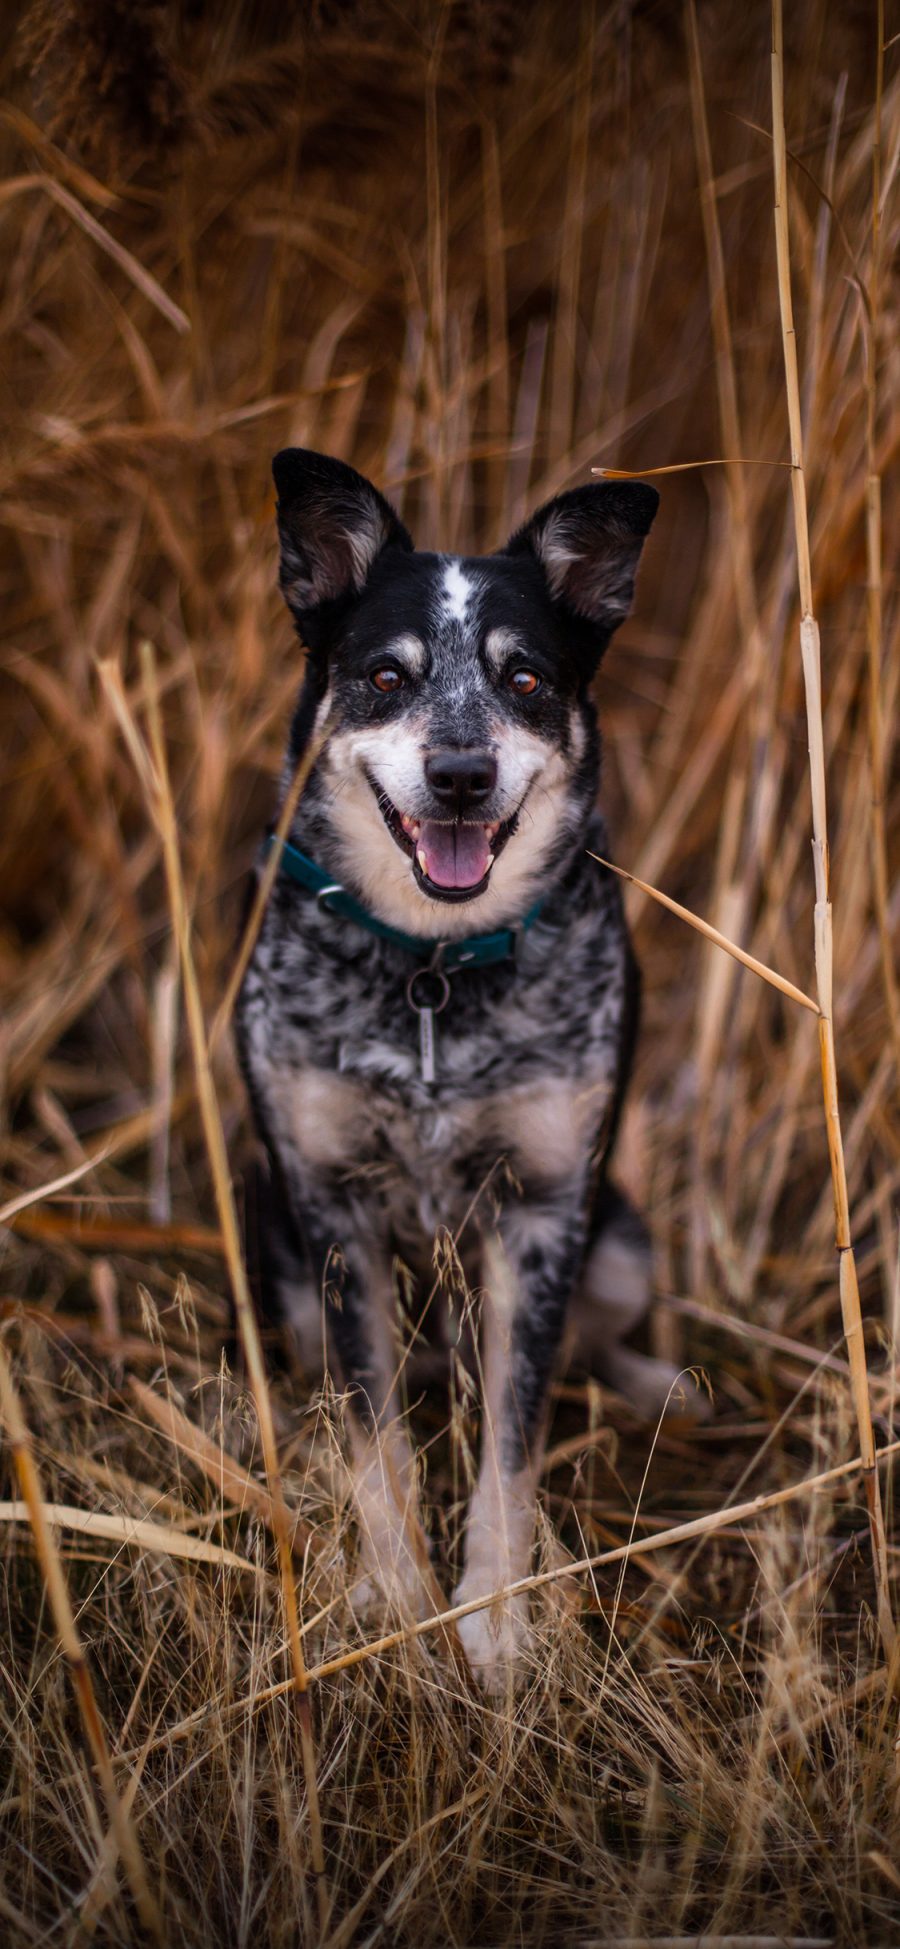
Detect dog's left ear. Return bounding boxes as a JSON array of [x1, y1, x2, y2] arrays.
[[502, 480, 659, 656], [272, 448, 414, 646]]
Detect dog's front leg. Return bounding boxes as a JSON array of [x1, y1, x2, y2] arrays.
[[300, 1194, 434, 1622], [454, 1196, 586, 1693]]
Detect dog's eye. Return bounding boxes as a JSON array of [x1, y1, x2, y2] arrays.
[[508, 668, 542, 696], [370, 666, 404, 694]]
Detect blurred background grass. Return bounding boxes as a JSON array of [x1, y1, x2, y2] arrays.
[[1, 2, 899, 1943]]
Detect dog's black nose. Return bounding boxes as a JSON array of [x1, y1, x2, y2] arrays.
[[424, 747, 497, 812]]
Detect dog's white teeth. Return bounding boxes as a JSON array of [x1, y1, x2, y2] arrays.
[[485, 850, 495, 868], [417, 847, 428, 874], [486, 822, 500, 839], [400, 813, 420, 839]]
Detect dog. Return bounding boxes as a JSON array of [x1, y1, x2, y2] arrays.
[[235, 448, 692, 1690]]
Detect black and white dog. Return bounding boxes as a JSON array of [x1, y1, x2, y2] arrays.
[[236, 450, 688, 1689]]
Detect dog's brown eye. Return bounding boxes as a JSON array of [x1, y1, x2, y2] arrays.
[[370, 666, 404, 694], [509, 668, 541, 696]]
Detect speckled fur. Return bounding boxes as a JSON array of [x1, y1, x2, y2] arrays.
[[235, 449, 667, 1687]]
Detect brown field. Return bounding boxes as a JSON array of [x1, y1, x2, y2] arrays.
[[1, 2, 899, 1943]]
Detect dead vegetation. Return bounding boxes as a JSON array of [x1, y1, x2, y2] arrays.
[[1, 1, 899, 1942]]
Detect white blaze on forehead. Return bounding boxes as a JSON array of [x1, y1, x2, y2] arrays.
[[440, 558, 475, 622]]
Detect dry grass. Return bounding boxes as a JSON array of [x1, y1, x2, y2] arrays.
[[1, 1, 899, 1942]]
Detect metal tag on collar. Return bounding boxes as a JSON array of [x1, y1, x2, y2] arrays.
[[405, 944, 450, 1085], [510, 918, 529, 967]]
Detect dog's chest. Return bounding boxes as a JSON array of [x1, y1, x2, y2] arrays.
[[264, 1050, 612, 1245], [243, 905, 626, 1246], [369, 1091, 488, 1242]]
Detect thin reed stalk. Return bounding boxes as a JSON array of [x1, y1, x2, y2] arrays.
[[864, 0, 900, 1078], [684, 0, 773, 1294], [0, 1338, 164, 1944], [771, 0, 895, 1666], [210, 721, 331, 1054], [101, 646, 331, 1932]]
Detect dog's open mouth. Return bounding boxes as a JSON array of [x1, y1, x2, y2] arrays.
[[369, 781, 517, 903]]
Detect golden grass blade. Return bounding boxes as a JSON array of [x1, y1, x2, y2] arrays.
[[43, 178, 190, 333], [8, 1209, 224, 1256], [0, 1149, 112, 1227], [591, 457, 790, 477], [130, 1377, 313, 1557], [95, 655, 160, 802], [210, 719, 330, 1053], [587, 853, 819, 1014], [0, 1339, 164, 1944], [0, 1499, 255, 1572], [600, 1938, 832, 1947], [115, 643, 331, 1930], [771, 0, 895, 1665], [0, 104, 122, 208], [149, 950, 178, 1224], [665, 1295, 852, 1383]]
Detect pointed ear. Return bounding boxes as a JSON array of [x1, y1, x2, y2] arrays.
[[272, 448, 413, 639], [502, 480, 659, 645]]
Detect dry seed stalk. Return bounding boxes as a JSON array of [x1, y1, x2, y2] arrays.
[[106, 646, 331, 1930], [592, 457, 791, 476], [0, 1338, 163, 1943], [587, 853, 819, 1014], [771, 0, 895, 1665]]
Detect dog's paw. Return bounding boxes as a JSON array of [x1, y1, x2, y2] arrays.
[[350, 1546, 434, 1624], [603, 1346, 712, 1423], [454, 1584, 533, 1694]]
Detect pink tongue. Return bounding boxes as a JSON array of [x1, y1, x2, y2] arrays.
[[419, 820, 491, 889]]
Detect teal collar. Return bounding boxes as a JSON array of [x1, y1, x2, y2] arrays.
[[266, 834, 544, 971]]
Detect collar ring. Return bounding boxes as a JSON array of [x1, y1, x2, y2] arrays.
[[406, 965, 451, 1016]]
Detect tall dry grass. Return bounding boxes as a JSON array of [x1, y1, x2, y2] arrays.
[[1, 1, 899, 1942]]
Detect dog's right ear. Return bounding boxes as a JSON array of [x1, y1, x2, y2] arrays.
[[272, 449, 413, 646]]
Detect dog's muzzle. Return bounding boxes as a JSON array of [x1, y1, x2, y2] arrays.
[[367, 766, 519, 903]]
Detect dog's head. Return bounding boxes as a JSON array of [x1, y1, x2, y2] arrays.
[[273, 448, 658, 937]]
